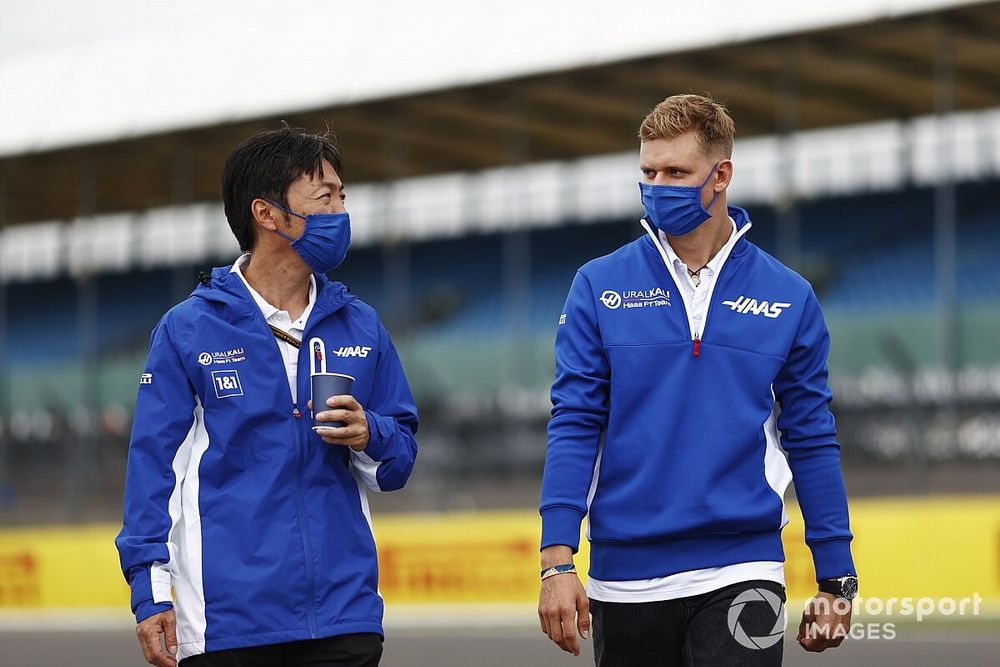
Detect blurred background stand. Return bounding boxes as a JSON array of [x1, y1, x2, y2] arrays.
[[2, 1, 1000, 519]]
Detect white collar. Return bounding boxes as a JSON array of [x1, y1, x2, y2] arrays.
[[230, 253, 316, 326], [659, 217, 738, 277]]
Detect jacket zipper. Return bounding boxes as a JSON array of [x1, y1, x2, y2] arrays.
[[293, 313, 337, 639], [262, 310, 321, 639], [288, 297, 354, 638], [284, 301, 352, 638], [291, 402, 319, 638], [223, 274, 352, 639], [640, 220, 747, 360], [689, 256, 734, 359]]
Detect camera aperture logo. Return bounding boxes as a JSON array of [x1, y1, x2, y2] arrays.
[[727, 587, 786, 650]]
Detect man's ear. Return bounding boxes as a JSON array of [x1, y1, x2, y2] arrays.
[[714, 159, 734, 191], [251, 198, 281, 232]]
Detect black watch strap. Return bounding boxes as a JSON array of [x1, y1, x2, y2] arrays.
[[819, 576, 858, 599]]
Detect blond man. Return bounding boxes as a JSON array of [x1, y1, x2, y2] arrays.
[[538, 94, 857, 665]]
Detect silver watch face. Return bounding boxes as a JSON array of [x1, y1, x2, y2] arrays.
[[841, 577, 859, 600]]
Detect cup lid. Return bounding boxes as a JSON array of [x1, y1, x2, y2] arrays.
[[312, 372, 355, 380]]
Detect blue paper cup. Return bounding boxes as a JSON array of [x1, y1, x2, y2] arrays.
[[311, 372, 355, 430]]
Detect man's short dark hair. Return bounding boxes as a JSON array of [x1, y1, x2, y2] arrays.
[[222, 124, 344, 252]]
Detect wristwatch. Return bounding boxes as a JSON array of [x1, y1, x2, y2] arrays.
[[818, 576, 859, 600]]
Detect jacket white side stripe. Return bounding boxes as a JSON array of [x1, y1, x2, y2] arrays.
[[763, 395, 793, 528], [150, 400, 201, 604], [584, 431, 606, 541], [351, 450, 382, 492], [350, 465, 382, 600], [173, 400, 210, 663]]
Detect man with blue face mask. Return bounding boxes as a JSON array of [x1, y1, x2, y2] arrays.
[[117, 126, 418, 667], [539, 95, 857, 665]]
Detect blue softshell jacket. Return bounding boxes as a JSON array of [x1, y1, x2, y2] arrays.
[[116, 265, 418, 661], [540, 207, 855, 583]]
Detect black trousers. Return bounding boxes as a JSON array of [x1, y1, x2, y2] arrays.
[[590, 580, 786, 667], [179, 633, 382, 667]]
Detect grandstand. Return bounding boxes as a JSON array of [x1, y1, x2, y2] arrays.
[[3, 167, 999, 518], [1, 2, 1000, 664]]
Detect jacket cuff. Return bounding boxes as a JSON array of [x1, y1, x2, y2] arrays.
[[362, 409, 393, 461], [540, 506, 586, 553], [134, 599, 174, 624], [808, 538, 857, 581]]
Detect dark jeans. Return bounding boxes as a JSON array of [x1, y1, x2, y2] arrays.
[[590, 580, 786, 667], [179, 633, 382, 667]]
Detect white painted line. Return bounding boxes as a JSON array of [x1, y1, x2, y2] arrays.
[[0, 609, 136, 632]]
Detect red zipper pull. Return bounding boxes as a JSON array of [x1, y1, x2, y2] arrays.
[[293, 408, 301, 419], [693, 335, 701, 358]]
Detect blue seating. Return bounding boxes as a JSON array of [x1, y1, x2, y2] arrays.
[[4, 179, 999, 369]]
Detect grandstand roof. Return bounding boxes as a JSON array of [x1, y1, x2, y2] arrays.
[[2, 0, 1000, 225]]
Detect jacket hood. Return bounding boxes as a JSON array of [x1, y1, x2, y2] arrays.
[[190, 264, 357, 320]]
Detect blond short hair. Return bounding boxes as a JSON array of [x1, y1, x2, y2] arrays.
[[638, 94, 735, 158]]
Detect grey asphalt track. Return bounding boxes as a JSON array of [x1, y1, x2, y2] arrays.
[[1, 624, 998, 666]]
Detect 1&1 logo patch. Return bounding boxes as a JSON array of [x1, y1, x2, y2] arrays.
[[211, 369, 244, 399]]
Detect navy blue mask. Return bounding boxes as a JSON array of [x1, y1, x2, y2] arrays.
[[269, 202, 351, 274], [639, 162, 720, 236]]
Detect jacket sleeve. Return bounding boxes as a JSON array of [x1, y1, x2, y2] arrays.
[[114, 317, 199, 622], [539, 271, 610, 553], [353, 320, 419, 492], [773, 288, 856, 581]]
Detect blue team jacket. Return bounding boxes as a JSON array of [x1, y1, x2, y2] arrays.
[[540, 207, 855, 583], [116, 265, 418, 661]]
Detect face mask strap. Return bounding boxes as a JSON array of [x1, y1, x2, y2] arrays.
[[264, 199, 306, 241], [701, 161, 721, 210], [265, 199, 307, 220]]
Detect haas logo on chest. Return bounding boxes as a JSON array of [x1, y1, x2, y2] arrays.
[[722, 296, 792, 319], [333, 346, 373, 358]]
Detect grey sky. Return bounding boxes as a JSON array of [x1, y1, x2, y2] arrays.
[[0, 0, 975, 156]]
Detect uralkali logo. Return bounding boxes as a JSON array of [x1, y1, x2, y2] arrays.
[[601, 287, 671, 310], [722, 296, 792, 319], [199, 348, 247, 365]]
